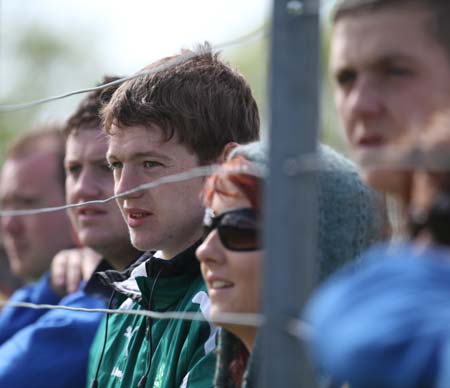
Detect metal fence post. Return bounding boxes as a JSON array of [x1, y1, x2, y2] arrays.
[[260, 0, 319, 386]]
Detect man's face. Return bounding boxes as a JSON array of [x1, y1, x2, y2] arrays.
[[107, 124, 205, 258], [332, 5, 450, 194], [0, 154, 73, 280], [65, 130, 130, 259]]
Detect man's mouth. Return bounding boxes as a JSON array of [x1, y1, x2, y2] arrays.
[[357, 134, 384, 148], [78, 206, 106, 216], [125, 208, 152, 227], [129, 211, 150, 219], [76, 206, 107, 223]]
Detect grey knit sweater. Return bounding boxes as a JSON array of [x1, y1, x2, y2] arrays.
[[214, 143, 389, 387]]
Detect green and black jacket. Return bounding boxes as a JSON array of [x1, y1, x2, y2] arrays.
[[87, 243, 217, 387]]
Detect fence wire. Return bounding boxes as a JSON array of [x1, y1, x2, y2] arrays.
[[2, 143, 450, 217], [0, 25, 268, 113], [0, 299, 312, 342]]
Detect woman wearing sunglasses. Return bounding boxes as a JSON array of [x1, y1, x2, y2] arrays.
[[196, 142, 388, 387]]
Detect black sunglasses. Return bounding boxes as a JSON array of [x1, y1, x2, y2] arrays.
[[202, 207, 261, 251]]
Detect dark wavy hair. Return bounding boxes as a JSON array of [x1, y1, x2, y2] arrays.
[[102, 44, 260, 164], [64, 75, 122, 137]]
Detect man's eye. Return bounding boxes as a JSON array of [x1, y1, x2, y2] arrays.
[[143, 161, 162, 168], [335, 69, 357, 87], [385, 66, 411, 77], [66, 164, 81, 176], [108, 161, 122, 170], [20, 198, 38, 207], [5, 197, 39, 209]]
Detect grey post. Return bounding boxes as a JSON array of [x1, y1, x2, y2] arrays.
[[260, 0, 318, 386]]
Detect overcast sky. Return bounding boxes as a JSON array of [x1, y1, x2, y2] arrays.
[[2, 0, 272, 74], [0, 0, 274, 124], [0, 0, 337, 127]]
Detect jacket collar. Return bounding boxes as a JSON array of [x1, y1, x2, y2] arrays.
[[84, 259, 114, 302], [95, 241, 202, 303]]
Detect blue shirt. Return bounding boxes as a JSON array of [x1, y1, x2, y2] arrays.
[[305, 243, 450, 388], [0, 271, 107, 387]]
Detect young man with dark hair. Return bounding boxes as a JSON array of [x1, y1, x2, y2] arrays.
[[305, 1, 450, 385], [331, 0, 450, 197], [62, 75, 139, 274], [87, 46, 260, 387]]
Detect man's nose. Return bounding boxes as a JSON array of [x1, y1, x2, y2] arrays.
[[115, 166, 143, 200], [348, 76, 383, 118], [73, 170, 102, 200], [2, 214, 23, 237]]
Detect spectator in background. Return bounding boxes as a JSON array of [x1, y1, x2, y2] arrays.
[[330, 0, 450, 234], [305, 112, 450, 388], [52, 76, 141, 296], [0, 128, 74, 283], [0, 127, 75, 332], [0, 77, 140, 388], [196, 141, 387, 387], [303, 0, 450, 385], [0, 127, 81, 386], [0, 240, 22, 303]]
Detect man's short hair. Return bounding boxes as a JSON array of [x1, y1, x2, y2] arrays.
[[333, 0, 450, 61], [64, 75, 122, 137], [5, 126, 66, 189], [102, 44, 260, 164]]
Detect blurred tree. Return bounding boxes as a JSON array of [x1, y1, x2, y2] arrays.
[[224, 28, 270, 139], [223, 14, 348, 153], [0, 22, 103, 162], [321, 19, 347, 152]]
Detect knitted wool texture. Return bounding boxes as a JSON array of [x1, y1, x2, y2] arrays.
[[214, 143, 387, 388], [228, 142, 387, 281]]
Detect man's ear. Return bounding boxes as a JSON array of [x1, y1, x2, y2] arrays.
[[217, 142, 238, 163]]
